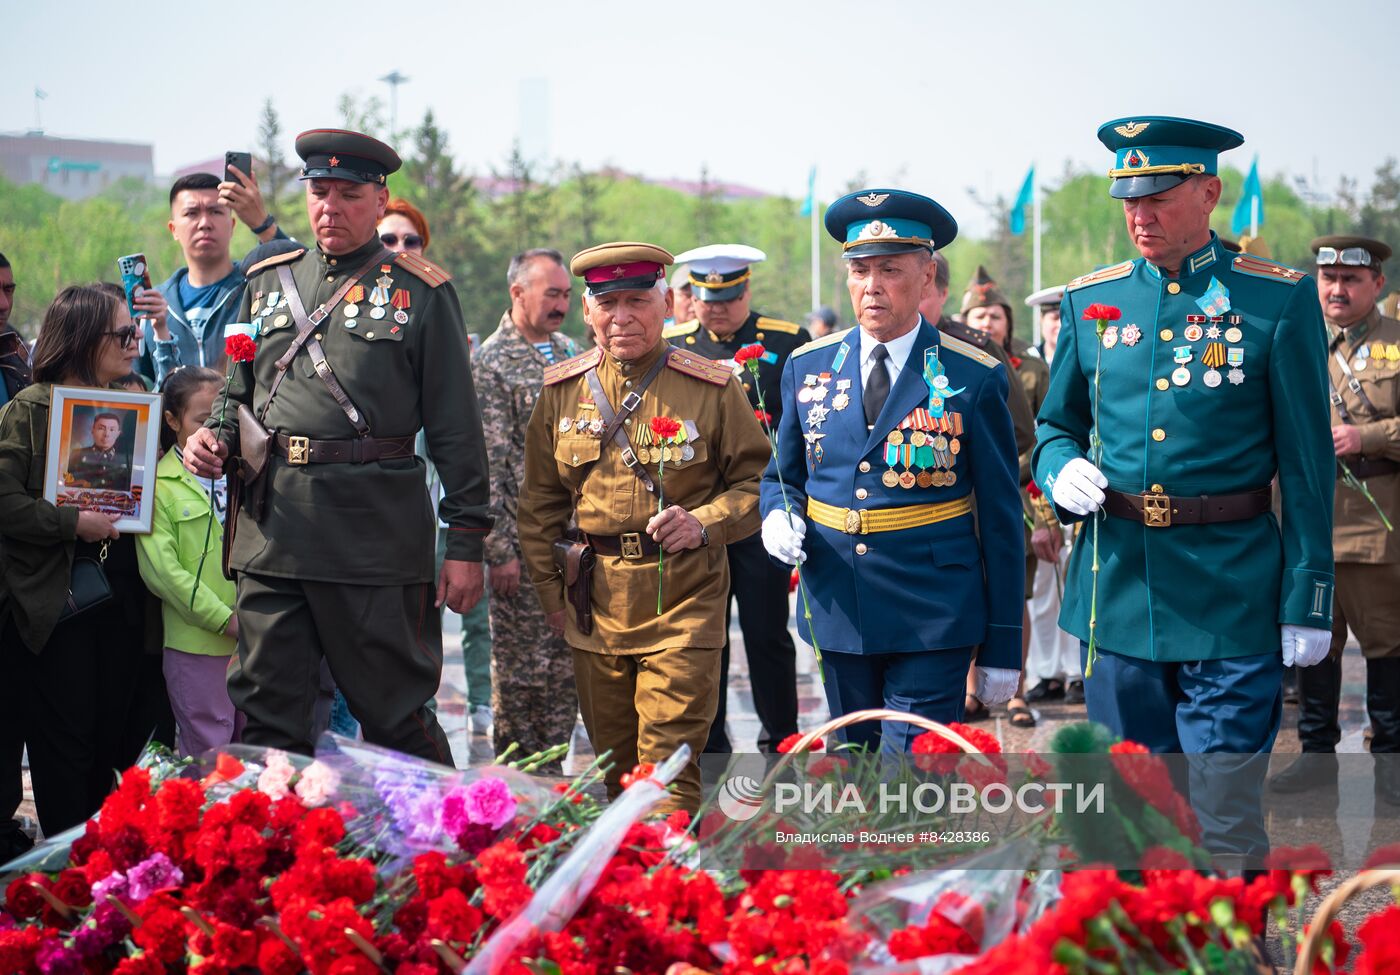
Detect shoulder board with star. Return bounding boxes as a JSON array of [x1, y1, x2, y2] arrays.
[[755, 316, 802, 336], [666, 349, 733, 385], [791, 326, 854, 359], [394, 251, 453, 287], [245, 248, 306, 279], [1231, 254, 1306, 285], [1067, 260, 1135, 292], [940, 332, 998, 369], [662, 319, 700, 339], [542, 347, 602, 386]]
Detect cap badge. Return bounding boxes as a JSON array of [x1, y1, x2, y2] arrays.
[[1114, 121, 1151, 139], [1124, 149, 1149, 169], [328, 156, 340, 167], [611, 265, 626, 277], [706, 271, 724, 284], [856, 192, 890, 208], [857, 220, 899, 241]]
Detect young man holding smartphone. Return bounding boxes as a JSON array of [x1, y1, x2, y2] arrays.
[[137, 163, 288, 385]]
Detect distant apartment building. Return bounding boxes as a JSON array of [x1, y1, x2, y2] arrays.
[[0, 131, 154, 200]]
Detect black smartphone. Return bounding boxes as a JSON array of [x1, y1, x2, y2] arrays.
[[224, 150, 252, 185]]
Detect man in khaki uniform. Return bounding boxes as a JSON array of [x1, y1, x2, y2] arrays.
[[1271, 234, 1400, 800], [518, 242, 769, 811], [185, 129, 491, 763]]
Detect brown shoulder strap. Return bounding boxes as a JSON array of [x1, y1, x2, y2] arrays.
[[582, 355, 668, 495]]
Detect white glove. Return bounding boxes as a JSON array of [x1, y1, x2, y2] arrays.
[[1282, 624, 1332, 668], [1051, 457, 1108, 516], [761, 509, 807, 566], [974, 666, 1020, 707]]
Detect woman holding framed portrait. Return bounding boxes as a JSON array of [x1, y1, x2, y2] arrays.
[[0, 283, 166, 835]]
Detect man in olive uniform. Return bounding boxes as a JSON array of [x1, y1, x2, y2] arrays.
[[67, 413, 131, 490], [518, 242, 770, 812], [1034, 117, 1335, 862], [1271, 235, 1400, 800], [185, 129, 491, 763], [918, 253, 1036, 457], [664, 244, 806, 753], [475, 248, 579, 769], [961, 266, 1051, 727]]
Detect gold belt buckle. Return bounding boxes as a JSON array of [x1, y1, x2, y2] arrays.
[[1142, 490, 1171, 527], [287, 436, 310, 466], [843, 509, 864, 534], [620, 532, 644, 560]]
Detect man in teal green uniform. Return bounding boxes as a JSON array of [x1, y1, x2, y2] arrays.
[[1033, 117, 1335, 862]]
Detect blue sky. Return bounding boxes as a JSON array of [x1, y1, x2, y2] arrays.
[[6, 0, 1397, 235]]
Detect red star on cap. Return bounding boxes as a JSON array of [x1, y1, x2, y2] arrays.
[[329, 156, 340, 167], [611, 265, 626, 277]]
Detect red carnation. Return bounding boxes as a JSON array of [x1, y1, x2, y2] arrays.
[[1081, 303, 1121, 322], [777, 733, 825, 754], [755, 409, 772, 425], [734, 342, 766, 366], [620, 762, 656, 789], [649, 416, 682, 441], [224, 333, 257, 363], [1027, 480, 1043, 499]]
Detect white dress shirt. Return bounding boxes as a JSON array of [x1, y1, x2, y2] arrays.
[[858, 318, 923, 423]]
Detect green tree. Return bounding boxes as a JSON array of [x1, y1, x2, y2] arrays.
[[256, 97, 290, 219]]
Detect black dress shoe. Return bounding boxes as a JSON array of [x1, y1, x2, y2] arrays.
[[1268, 755, 1338, 794], [1025, 679, 1064, 703], [1064, 680, 1085, 705]]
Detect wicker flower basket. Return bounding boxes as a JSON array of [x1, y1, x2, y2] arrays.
[[1294, 868, 1400, 975]]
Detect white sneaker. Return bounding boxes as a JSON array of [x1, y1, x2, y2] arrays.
[[471, 705, 494, 734]]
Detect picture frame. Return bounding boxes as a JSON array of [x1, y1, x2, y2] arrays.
[[44, 385, 162, 534]]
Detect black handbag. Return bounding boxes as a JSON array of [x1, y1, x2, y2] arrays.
[[58, 541, 113, 621]]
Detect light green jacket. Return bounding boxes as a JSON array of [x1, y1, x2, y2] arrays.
[[135, 448, 235, 656]]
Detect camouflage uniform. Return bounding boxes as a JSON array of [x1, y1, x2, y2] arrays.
[[475, 310, 580, 767]]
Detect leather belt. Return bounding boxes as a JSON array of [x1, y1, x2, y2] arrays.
[[587, 532, 662, 561], [1342, 457, 1400, 480], [1103, 486, 1272, 528], [273, 433, 415, 465], [807, 496, 973, 535]]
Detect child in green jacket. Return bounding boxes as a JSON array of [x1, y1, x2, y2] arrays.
[[136, 367, 240, 756]]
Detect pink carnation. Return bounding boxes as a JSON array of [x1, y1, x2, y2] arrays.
[[463, 776, 517, 830], [257, 749, 295, 799], [294, 761, 339, 807]]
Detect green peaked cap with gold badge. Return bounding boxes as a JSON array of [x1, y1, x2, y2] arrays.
[[1097, 116, 1244, 200]]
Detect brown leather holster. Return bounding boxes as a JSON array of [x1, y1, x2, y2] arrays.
[[236, 403, 273, 522], [552, 531, 596, 635]]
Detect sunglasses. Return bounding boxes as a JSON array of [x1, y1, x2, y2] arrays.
[[107, 325, 140, 347], [1316, 246, 1375, 268], [380, 233, 423, 250]]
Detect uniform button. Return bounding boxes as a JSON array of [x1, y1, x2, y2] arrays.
[[756, 331, 766, 340], [858, 461, 871, 473], [314, 333, 323, 342], [326, 275, 335, 283], [625, 380, 633, 388], [686, 336, 696, 345], [743, 382, 752, 391], [1156, 378, 1170, 391], [1167, 282, 1181, 294], [855, 543, 868, 556], [624, 418, 632, 425], [1159, 328, 1173, 342], [329, 257, 338, 266], [855, 488, 868, 500], [1152, 428, 1166, 442], [1151, 483, 1164, 493], [366, 331, 375, 338]]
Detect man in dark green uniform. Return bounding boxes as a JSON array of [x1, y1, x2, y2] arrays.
[[663, 244, 806, 752], [66, 412, 131, 490], [184, 128, 491, 763]]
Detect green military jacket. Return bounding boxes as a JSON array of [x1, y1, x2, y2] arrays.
[[1034, 235, 1335, 661], [1330, 309, 1400, 564], [0, 384, 81, 650], [208, 237, 492, 584]]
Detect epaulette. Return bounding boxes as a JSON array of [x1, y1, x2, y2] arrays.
[[245, 248, 306, 278], [394, 250, 453, 287], [543, 347, 602, 386], [940, 332, 998, 369], [665, 348, 733, 386], [1067, 260, 1135, 292], [791, 326, 854, 359], [662, 319, 700, 339], [755, 316, 802, 336], [1232, 254, 1305, 285]]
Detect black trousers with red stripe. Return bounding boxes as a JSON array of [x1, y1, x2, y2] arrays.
[[229, 573, 451, 764]]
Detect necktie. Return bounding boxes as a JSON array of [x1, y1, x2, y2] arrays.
[[864, 344, 890, 427]]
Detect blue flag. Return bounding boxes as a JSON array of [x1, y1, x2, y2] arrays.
[[1009, 165, 1034, 235], [1231, 156, 1263, 235], [800, 166, 816, 217]]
